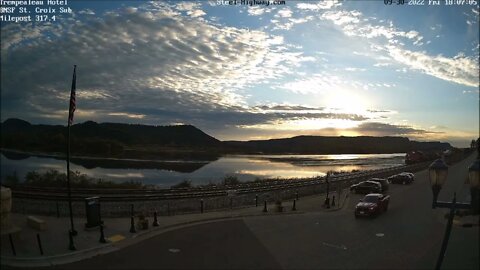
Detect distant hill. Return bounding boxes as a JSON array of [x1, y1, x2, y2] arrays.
[[0, 118, 452, 157], [224, 136, 452, 154], [1, 118, 221, 158]]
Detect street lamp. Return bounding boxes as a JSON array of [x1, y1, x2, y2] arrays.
[[324, 172, 331, 208], [428, 146, 480, 270], [467, 153, 480, 214], [429, 159, 448, 209]]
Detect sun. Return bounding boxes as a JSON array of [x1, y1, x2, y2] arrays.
[[325, 90, 371, 115]]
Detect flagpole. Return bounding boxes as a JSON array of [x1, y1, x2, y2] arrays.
[[67, 65, 77, 248]]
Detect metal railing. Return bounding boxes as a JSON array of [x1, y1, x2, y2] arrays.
[[10, 162, 428, 202]]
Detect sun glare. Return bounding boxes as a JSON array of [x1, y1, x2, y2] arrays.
[[325, 90, 371, 114], [290, 118, 359, 130]]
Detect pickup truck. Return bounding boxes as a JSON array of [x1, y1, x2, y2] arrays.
[[354, 193, 390, 218]]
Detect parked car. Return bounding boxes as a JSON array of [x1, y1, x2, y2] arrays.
[[400, 172, 414, 181], [368, 178, 389, 191], [355, 193, 390, 218], [350, 181, 382, 194], [388, 173, 413, 184]]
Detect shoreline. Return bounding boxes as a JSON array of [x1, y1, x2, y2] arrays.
[[1, 148, 407, 163]]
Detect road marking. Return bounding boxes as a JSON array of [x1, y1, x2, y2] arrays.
[[376, 233, 385, 237], [169, 248, 181, 253], [107, 234, 125, 242], [322, 242, 347, 250]]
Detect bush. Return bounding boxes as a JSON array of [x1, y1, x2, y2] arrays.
[[223, 175, 240, 186], [253, 177, 263, 183], [3, 171, 20, 186], [22, 169, 145, 189], [171, 180, 192, 189]]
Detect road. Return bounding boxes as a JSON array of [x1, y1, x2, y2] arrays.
[[34, 154, 480, 269]]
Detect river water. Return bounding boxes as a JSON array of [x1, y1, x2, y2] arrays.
[[0, 152, 406, 188]]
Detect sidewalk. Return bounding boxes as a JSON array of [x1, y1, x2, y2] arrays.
[[1, 190, 350, 267]]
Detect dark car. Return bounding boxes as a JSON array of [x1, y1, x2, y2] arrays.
[[350, 181, 382, 194], [368, 178, 389, 191], [400, 172, 414, 181], [388, 173, 413, 184], [355, 193, 390, 218]]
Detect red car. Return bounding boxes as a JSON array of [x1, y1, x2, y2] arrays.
[[355, 193, 390, 218]]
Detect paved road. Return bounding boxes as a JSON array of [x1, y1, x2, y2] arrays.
[[244, 153, 478, 269], [27, 154, 478, 269], [50, 219, 281, 270]]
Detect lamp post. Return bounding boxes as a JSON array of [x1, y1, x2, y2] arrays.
[[468, 150, 480, 214], [428, 146, 480, 270], [324, 172, 331, 208]]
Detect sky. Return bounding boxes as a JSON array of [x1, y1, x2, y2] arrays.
[[1, 0, 479, 147]]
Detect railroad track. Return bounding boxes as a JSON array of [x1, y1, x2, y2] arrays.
[[10, 162, 429, 202]]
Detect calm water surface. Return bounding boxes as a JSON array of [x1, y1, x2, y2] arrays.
[[0, 153, 406, 188]]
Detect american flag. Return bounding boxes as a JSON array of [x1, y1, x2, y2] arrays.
[[68, 65, 77, 126]]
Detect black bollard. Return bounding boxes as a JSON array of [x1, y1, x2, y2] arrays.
[[263, 200, 268, 212], [153, 211, 159, 227], [36, 233, 44, 255], [255, 195, 258, 207], [129, 216, 136, 233], [292, 199, 297, 211], [332, 195, 336, 207], [68, 230, 76, 251], [9, 234, 16, 256], [200, 199, 204, 214], [56, 201, 60, 218], [99, 224, 107, 243]]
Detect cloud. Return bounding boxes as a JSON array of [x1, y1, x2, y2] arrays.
[[174, 2, 205, 17], [0, 2, 317, 130], [296, 1, 342, 11], [350, 122, 443, 136], [344, 67, 366, 72], [386, 47, 479, 87], [78, 9, 95, 15], [465, 8, 479, 26], [271, 15, 314, 30], [316, 8, 478, 87], [247, 6, 265, 16], [374, 62, 391, 67], [188, 9, 206, 18], [320, 10, 361, 25], [276, 8, 292, 18], [107, 112, 146, 119], [253, 104, 323, 112], [463, 89, 480, 94], [279, 71, 386, 95], [174, 2, 200, 11]]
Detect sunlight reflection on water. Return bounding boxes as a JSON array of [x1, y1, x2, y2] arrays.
[[1, 153, 405, 188]]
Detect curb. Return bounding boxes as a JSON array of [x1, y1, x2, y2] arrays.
[[0, 243, 117, 267]]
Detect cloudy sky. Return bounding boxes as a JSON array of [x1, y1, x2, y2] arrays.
[[1, 0, 479, 146]]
